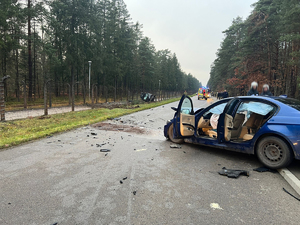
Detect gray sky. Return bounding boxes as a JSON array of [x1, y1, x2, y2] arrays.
[[125, 0, 257, 86]]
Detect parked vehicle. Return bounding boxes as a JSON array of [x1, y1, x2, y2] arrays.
[[164, 95, 300, 169]]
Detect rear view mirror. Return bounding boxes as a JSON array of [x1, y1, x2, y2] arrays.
[[171, 107, 177, 111]]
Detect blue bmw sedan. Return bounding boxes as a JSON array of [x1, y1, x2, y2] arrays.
[[164, 95, 300, 169]]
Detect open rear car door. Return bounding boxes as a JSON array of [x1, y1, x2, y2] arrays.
[[172, 95, 195, 140], [217, 98, 241, 143]]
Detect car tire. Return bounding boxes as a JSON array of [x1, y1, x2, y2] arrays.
[[256, 136, 293, 169], [168, 124, 184, 144]]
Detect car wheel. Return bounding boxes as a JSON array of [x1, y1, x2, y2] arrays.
[[256, 136, 293, 169], [168, 124, 184, 144]]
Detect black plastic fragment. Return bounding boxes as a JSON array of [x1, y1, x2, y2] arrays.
[[283, 188, 300, 201], [100, 149, 111, 152], [91, 132, 97, 135], [120, 180, 123, 184], [123, 177, 127, 180], [133, 191, 137, 195], [253, 167, 277, 173], [218, 167, 249, 178]]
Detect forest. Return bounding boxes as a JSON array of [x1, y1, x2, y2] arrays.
[[0, 0, 201, 103], [208, 0, 300, 98]]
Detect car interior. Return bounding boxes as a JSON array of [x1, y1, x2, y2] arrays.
[[197, 101, 277, 142]]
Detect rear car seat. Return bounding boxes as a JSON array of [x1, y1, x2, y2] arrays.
[[242, 113, 264, 141]]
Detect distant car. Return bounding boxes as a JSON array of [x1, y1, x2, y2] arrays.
[[164, 95, 300, 169]]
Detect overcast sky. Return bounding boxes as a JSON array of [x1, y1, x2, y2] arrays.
[[125, 0, 257, 85]]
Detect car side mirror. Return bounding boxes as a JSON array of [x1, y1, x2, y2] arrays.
[[171, 107, 177, 111]]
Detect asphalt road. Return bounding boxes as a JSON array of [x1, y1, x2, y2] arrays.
[[1, 96, 299, 225]]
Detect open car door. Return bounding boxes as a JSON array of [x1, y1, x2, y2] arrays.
[[217, 98, 241, 143], [172, 95, 195, 139]]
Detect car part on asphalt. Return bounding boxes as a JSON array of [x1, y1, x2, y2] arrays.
[[283, 188, 300, 201], [100, 149, 111, 152], [91, 132, 97, 135], [218, 167, 249, 178], [170, 144, 182, 148], [133, 191, 137, 195], [253, 167, 277, 173]]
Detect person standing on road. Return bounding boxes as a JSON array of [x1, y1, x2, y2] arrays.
[[260, 84, 273, 96], [247, 81, 259, 96], [223, 90, 228, 98]]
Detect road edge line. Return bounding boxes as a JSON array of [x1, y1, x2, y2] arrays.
[[278, 168, 300, 196]]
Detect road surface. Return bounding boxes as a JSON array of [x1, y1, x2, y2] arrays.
[[0, 96, 299, 225]]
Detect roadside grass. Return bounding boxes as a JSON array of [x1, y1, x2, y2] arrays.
[[5, 96, 118, 111], [0, 97, 181, 149]]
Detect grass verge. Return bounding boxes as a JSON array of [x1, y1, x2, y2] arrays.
[[0, 97, 181, 149]]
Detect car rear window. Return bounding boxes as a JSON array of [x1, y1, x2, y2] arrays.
[[276, 98, 300, 111]]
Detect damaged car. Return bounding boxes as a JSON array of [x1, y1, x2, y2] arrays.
[[141, 92, 155, 102], [164, 95, 300, 169]]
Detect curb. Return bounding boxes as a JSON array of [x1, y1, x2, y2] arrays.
[[278, 168, 300, 196]]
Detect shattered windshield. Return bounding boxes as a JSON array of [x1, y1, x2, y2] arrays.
[[204, 103, 227, 116], [276, 98, 300, 111]]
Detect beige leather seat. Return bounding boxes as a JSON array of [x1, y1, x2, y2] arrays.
[[243, 134, 254, 141], [224, 114, 233, 141], [242, 113, 264, 141], [231, 114, 245, 139]]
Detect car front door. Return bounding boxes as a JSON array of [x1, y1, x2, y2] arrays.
[[217, 98, 241, 143], [173, 95, 195, 139]]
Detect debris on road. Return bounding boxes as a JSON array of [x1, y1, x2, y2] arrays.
[[218, 167, 249, 178], [210, 203, 223, 210], [283, 188, 300, 201], [105, 153, 108, 156], [100, 149, 111, 152], [120, 180, 123, 184], [91, 132, 97, 135], [96, 143, 106, 147], [92, 122, 147, 134], [133, 191, 137, 195], [123, 177, 127, 180], [253, 167, 277, 173], [136, 149, 146, 152], [170, 144, 181, 149]]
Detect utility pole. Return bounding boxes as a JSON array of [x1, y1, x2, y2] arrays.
[[28, 0, 33, 100], [159, 80, 161, 101], [88, 61, 92, 101]]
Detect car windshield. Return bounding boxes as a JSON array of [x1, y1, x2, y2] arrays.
[[204, 103, 227, 116], [276, 98, 300, 111]]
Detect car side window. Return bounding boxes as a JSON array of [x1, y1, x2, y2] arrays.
[[237, 101, 275, 118]]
